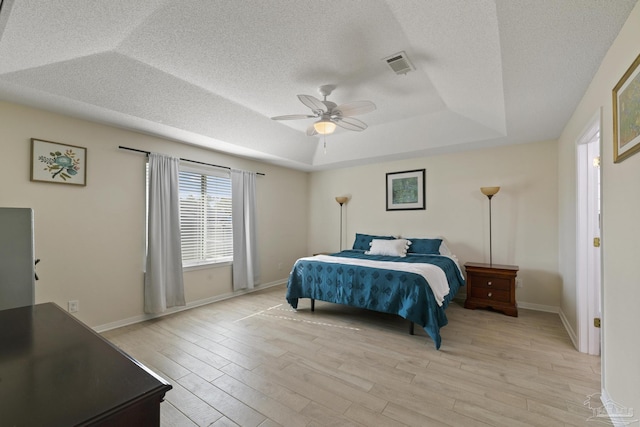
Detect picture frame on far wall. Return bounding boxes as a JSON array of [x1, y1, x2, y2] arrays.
[[386, 168, 425, 211], [30, 138, 87, 186], [613, 53, 640, 163]]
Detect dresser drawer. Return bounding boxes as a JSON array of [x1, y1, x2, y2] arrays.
[[468, 275, 511, 290], [470, 287, 511, 303]]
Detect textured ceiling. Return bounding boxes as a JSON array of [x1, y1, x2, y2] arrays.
[[0, 0, 636, 171]]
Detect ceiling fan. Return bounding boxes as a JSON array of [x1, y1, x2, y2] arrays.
[[271, 85, 376, 136]]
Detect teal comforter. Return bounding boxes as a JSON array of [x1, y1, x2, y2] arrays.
[[286, 250, 465, 349]]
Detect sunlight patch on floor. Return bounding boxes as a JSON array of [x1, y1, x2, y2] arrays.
[[234, 303, 361, 331]]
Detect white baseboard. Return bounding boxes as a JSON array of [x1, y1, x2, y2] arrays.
[[454, 297, 561, 315], [517, 301, 559, 313], [558, 307, 579, 350], [599, 388, 638, 427], [94, 279, 287, 333]]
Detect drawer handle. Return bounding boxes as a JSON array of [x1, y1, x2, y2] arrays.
[[488, 292, 492, 298], [487, 281, 492, 286]]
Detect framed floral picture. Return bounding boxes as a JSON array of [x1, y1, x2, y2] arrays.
[[613, 53, 640, 163], [386, 168, 425, 211], [30, 138, 87, 186]]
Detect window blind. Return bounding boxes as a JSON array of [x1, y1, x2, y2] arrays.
[[179, 170, 233, 266]]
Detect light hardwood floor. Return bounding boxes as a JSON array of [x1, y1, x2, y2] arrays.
[[102, 285, 605, 426]]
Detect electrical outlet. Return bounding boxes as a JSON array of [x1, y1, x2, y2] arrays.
[[68, 300, 79, 313], [516, 278, 523, 288], [278, 262, 283, 270]]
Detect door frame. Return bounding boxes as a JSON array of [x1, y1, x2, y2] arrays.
[[575, 108, 602, 356]]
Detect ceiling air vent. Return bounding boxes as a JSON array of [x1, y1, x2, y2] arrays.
[[384, 51, 415, 75]]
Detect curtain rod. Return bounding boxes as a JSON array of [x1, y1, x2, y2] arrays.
[[118, 146, 265, 176]]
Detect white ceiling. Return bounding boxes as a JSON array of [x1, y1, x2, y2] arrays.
[[0, 0, 636, 171]]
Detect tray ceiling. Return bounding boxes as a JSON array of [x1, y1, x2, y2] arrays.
[[0, 0, 636, 170]]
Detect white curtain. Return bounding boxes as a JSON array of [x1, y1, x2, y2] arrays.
[[231, 169, 258, 291], [144, 153, 185, 313]]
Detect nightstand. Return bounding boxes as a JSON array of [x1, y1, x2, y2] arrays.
[[464, 262, 519, 317]]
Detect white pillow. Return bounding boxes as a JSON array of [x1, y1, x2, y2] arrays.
[[439, 241, 452, 256], [365, 239, 411, 257]]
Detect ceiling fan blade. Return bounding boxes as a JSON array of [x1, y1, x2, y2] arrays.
[[334, 100, 376, 117], [271, 114, 315, 120], [298, 94, 327, 113], [306, 124, 318, 136], [335, 117, 367, 131]]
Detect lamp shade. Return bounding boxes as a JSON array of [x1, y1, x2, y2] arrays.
[[480, 186, 500, 197], [314, 120, 336, 135], [335, 196, 348, 205]]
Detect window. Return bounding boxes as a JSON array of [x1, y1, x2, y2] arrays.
[[146, 164, 233, 268], [179, 167, 233, 267]]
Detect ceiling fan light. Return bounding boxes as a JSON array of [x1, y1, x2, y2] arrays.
[[314, 120, 336, 135]]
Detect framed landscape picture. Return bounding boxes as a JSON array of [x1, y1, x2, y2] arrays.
[[31, 138, 87, 186], [386, 168, 425, 211], [613, 53, 640, 163]]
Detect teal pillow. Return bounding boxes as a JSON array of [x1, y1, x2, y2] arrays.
[[352, 233, 395, 251], [407, 238, 442, 254]]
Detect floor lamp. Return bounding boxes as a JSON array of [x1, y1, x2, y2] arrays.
[[335, 196, 348, 251], [480, 187, 500, 266]]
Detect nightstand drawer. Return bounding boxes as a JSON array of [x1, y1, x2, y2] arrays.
[[469, 276, 511, 290], [470, 287, 511, 303]]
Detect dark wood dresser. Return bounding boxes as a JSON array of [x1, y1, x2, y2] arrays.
[[0, 303, 172, 426], [464, 262, 519, 317]]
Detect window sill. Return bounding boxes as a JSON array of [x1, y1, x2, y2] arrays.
[[184, 261, 232, 272]]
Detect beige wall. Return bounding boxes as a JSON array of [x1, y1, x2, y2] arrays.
[[0, 101, 309, 329], [557, 1, 640, 414], [309, 140, 560, 308]]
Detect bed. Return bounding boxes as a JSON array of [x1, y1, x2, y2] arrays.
[[286, 234, 466, 349]]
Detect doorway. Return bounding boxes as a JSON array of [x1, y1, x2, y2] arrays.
[[576, 110, 602, 356]]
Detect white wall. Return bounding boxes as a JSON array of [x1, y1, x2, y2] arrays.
[[557, 2, 640, 414], [309, 140, 560, 308], [0, 101, 309, 328]]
